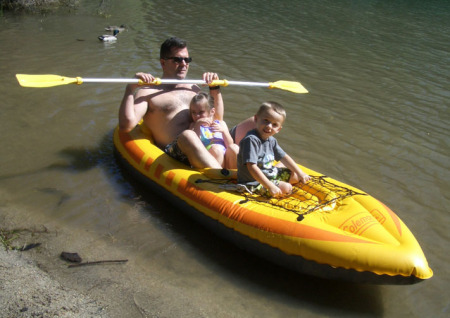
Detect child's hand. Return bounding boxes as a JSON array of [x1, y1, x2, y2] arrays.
[[194, 118, 212, 129], [199, 118, 212, 125], [209, 120, 227, 133], [268, 184, 283, 197], [299, 172, 311, 184], [278, 181, 293, 195]]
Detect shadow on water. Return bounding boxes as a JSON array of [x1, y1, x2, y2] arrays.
[[113, 148, 384, 315], [1, 129, 383, 315], [0, 135, 111, 178], [1, 130, 121, 186], [0, 129, 136, 205], [123, 172, 383, 315]]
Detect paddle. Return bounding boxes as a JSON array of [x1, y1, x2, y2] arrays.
[[15, 74, 308, 94]]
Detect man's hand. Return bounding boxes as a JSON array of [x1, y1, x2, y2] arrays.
[[135, 72, 156, 85], [202, 72, 219, 85]]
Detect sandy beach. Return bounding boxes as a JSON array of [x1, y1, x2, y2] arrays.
[[0, 248, 107, 317], [0, 214, 211, 318], [0, 214, 132, 317]]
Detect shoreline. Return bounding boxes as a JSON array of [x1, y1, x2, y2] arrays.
[[0, 216, 118, 317], [0, 217, 157, 317], [0, 211, 212, 317], [0, 248, 108, 317]]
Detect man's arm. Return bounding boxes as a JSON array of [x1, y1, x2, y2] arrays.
[[118, 73, 154, 132]]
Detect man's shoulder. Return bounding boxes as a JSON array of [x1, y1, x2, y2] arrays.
[[133, 86, 162, 103]]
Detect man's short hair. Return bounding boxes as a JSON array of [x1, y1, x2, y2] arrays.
[[160, 37, 187, 59]]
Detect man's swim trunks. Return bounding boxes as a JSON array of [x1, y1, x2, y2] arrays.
[[164, 137, 190, 166]]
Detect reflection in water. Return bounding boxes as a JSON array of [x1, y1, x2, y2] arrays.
[[116, 164, 384, 315]]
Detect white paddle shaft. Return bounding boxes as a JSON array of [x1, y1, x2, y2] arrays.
[[81, 78, 270, 87]]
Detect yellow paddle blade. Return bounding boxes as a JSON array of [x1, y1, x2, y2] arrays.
[[268, 80, 308, 94], [16, 74, 83, 87]]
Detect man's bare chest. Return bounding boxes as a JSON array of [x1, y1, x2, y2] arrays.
[[147, 88, 196, 114]]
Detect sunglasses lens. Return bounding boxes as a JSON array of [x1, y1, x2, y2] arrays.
[[166, 57, 192, 63], [174, 57, 191, 63]]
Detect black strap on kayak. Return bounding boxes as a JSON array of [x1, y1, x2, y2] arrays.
[[236, 176, 366, 221], [194, 175, 366, 221]]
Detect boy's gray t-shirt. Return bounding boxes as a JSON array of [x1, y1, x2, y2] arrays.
[[237, 129, 286, 183]]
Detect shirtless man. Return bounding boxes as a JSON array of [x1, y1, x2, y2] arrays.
[[119, 37, 223, 169]]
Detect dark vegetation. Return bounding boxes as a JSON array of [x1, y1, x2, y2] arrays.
[[0, 0, 79, 12]]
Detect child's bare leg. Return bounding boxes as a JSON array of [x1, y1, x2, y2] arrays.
[[224, 144, 239, 169], [288, 172, 299, 184], [208, 145, 224, 167]]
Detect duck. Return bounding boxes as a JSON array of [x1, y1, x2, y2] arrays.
[[98, 29, 119, 42], [104, 24, 126, 33]]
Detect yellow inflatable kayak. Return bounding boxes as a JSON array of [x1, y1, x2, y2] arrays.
[[113, 124, 433, 284]]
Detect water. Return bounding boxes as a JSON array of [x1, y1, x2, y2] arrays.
[[1, 0, 449, 316]]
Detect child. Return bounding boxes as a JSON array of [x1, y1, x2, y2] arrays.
[[237, 101, 311, 197], [189, 92, 238, 169]]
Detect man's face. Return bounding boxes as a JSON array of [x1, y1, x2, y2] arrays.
[[161, 47, 190, 79]]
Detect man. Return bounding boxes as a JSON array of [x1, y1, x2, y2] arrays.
[[119, 37, 223, 168]]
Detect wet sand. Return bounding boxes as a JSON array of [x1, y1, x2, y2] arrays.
[[0, 248, 107, 317], [0, 216, 213, 318]]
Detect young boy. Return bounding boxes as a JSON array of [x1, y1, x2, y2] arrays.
[[237, 102, 311, 197], [189, 92, 238, 169]]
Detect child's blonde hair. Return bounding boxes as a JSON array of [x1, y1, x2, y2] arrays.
[[256, 101, 286, 120], [190, 92, 213, 111]]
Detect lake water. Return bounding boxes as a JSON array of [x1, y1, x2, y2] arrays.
[[0, 0, 449, 317]]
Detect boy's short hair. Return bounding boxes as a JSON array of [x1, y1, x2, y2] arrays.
[[160, 37, 187, 59], [190, 92, 213, 111], [256, 101, 286, 120]]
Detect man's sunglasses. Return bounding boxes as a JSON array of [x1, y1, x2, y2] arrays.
[[164, 57, 192, 63]]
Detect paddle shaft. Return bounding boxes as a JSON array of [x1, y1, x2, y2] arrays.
[[82, 78, 140, 84], [82, 78, 271, 87]]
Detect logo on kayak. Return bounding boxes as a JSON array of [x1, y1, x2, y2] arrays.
[[339, 213, 379, 235], [370, 209, 386, 225]]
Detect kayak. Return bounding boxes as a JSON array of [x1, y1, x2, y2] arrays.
[[113, 123, 433, 284]]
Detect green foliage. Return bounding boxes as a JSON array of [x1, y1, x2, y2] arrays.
[[0, 227, 47, 251], [0, 228, 21, 251]]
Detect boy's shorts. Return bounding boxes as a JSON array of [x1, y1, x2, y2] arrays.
[[164, 138, 190, 166], [243, 167, 292, 197]]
